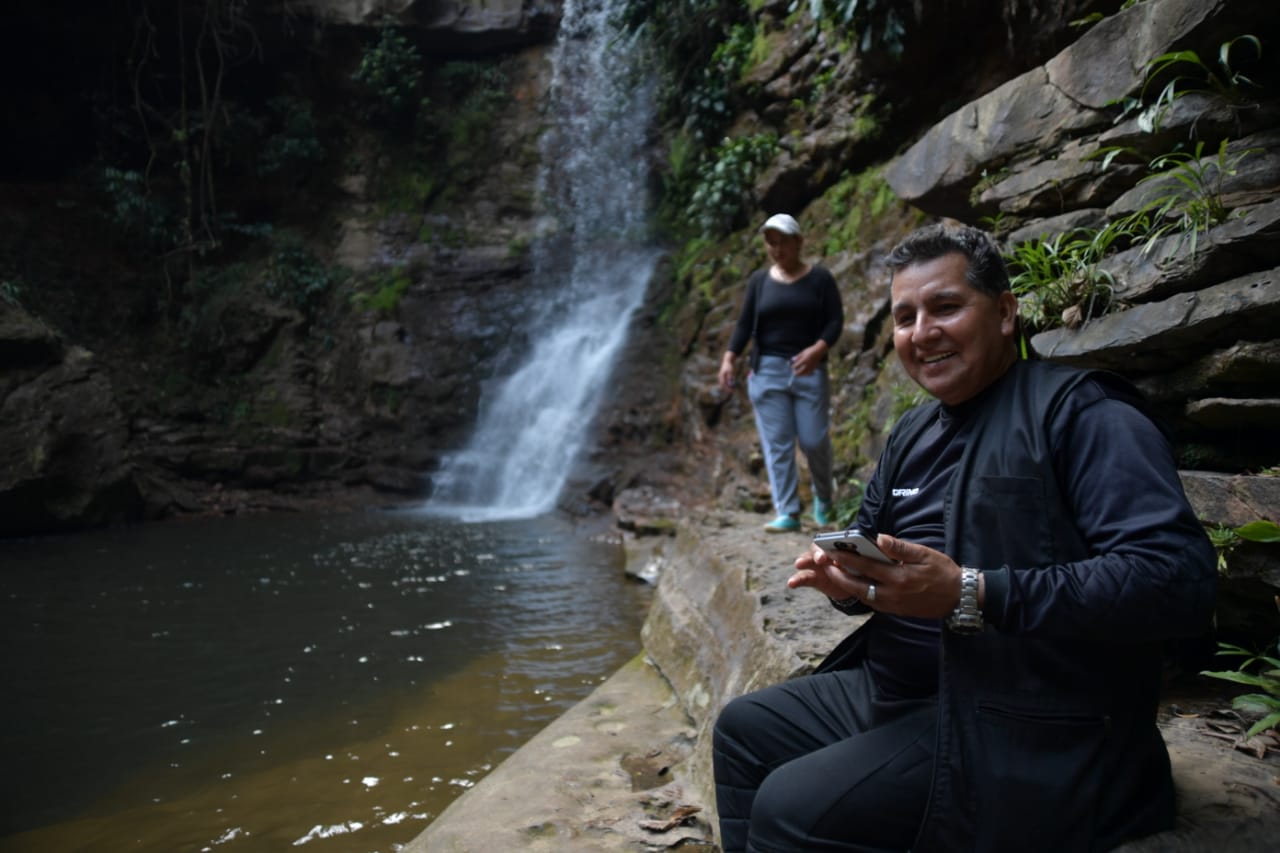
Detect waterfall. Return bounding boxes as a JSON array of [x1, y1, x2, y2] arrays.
[[426, 0, 660, 522]]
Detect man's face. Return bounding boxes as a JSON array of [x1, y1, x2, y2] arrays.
[[890, 252, 1018, 406]]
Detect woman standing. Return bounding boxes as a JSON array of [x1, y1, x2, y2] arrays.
[[718, 214, 844, 532]]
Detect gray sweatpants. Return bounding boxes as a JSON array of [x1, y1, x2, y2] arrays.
[[746, 354, 834, 517]]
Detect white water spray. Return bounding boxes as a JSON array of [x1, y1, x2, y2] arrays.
[[427, 0, 660, 521]]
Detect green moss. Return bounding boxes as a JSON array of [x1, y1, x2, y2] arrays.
[[831, 390, 876, 469], [816, 165, 898, 256], [746, 27, 772, 74], [351, 267, 412, 315]]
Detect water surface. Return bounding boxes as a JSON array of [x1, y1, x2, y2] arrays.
[[0, 509, 648, 851]]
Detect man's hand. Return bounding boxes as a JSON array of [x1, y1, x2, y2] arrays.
[[788, 534, 963, 619]]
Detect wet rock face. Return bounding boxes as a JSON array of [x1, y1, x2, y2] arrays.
[[294, 0, 560, 52], [0, 14, 557, 533], [0, 302, 139, 535]]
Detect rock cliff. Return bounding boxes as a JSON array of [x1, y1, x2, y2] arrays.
[[656, 0, 1280, 626], [0, 2, 562, 531]]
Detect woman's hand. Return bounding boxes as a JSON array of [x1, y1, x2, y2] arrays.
[[789, 534, 963, 618], [718, 354, 737, 392], [790, 341, 828, 377]]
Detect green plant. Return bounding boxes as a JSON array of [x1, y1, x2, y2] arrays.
[[1117, 34, 1261, 132], [1236, 520, 1280, 543], [1005, 223, 1128, 332], [352, 27, 424, 128], [264, 234, 346, 315], [688, 133, 778, 235], [1070, 0, 1146, 29], [829, 477, 866, 530], [681, 22, 754, 143], [1207, 523, 1243, 573], [1200, 639, 1280, 738], [620, 0, 750, 137], [820, 164, 895, 256], [99, 167, 178, 253], [886, 384, 929, 430], [256, 95, 325, 177], [811, 0, 907, 57], [351, 268, 412, 315], [1205, 519, 1280, 573], [374, 58, 512, 209], [1123, 139, 1257, 259], [1, 277, 24, 307], [968, 166, 1011, 207]]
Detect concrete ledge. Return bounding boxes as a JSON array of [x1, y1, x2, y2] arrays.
[[407, 511, 1280, 851], [403, 654, 713, 852]]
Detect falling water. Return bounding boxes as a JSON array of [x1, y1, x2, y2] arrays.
[[427, 0, 660, 521]]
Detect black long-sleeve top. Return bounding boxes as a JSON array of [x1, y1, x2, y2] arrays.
[[727, 266, 843, 367]]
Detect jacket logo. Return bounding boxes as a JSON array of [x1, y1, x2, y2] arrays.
[[892, 487, 920, 497]]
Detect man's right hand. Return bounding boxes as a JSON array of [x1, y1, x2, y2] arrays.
[[789, 546, 869, 603]]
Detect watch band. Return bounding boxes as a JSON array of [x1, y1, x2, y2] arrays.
[[947, 566, 984, 634]]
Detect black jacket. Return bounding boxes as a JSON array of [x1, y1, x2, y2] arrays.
[[821, 360, 1217, 852]]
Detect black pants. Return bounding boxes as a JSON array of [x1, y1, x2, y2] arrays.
[[712, 661, 936, 853]]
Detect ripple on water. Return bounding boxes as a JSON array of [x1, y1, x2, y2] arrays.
[[0, 510, 647, 852]]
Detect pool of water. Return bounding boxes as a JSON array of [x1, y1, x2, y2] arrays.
[[0, 509, 650, 852]]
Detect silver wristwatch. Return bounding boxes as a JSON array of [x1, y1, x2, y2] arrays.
[[946, 566, 984, 634]]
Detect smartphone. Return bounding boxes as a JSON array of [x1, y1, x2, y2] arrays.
[[813, 529, 893, 563]]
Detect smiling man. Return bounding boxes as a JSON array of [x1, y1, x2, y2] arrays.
[[711, 224, 1217, 852]]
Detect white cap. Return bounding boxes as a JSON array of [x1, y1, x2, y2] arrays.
[[760, 213, 802, 236]]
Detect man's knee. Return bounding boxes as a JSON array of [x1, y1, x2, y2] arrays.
[[746, 764, 816, 850], [714, 693, 759, 752]]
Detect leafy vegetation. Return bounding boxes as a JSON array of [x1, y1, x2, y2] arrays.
[[0, 276, 25, 308], [1112, 34, 1262, 132], [351, 27, 425, 129], [263, 233, 347, 317], [351, 268, 412, 315], [1206, 519, 1280, 574], [886, 383, 929, 431], [809, 0, 907, 57], [1125, 139, 1258, 259], [370, 58, 513, 217], [682, 22, 756, 144], [829, 476, 866, 530], [619, 0, 750, 138], [433, 61, 512, 178], [99, 167, 180, 254], [1005, 223, 1125, 333], [818, 166, 899, 257], [1201, 638, 1280, 738], [688, 133, 779, 235], [1005, 134, 1256, 333], [256, 96, 325, 178], [1070, 0, 1147, 30]]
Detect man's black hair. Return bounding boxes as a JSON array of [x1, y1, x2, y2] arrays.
[[885, 224, 1010, 297]]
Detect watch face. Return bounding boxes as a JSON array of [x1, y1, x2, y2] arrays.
[[947, 615, 984, 634]]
